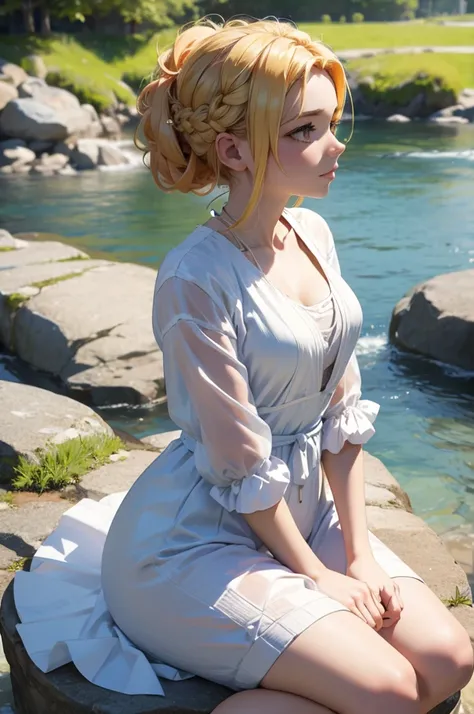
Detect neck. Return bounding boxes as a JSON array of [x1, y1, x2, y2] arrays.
[[223, 185, 291, 250]]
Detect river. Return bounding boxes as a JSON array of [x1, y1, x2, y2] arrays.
[[1, 120, 473, 537]]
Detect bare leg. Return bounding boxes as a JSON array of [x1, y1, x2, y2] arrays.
[[378, 577, 473, 713], [261, 610, 420, 714], [212, 690, 337, 714]]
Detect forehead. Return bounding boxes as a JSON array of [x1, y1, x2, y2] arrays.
[[282, 68, 338, 123]]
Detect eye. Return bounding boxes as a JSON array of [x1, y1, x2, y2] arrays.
[[286, 122, 316, 142]]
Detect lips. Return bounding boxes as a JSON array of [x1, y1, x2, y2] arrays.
[[320, 163, 339, 177]]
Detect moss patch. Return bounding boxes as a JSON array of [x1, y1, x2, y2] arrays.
[[0, 491, 15, 507], [31, 271, 84, 290], [12, 433, 124, 493], [55, 254, 90, 263], [5, 293, 28, 311], [0, 247, 16, 252]]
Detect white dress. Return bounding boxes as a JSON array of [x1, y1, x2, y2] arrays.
[[13, 207, 423, 696]]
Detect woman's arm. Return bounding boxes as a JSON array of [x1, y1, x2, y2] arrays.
[[244, 500, 327, 579], [322, 443, 372, 563]]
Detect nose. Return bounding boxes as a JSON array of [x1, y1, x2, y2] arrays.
[[331, 136, 346, 157]]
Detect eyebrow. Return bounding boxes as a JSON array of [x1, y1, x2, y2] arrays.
[[282, 108, 337, 126]]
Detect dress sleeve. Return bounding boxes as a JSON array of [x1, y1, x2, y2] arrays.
[[321, 218, 380, 454], [153, 276, 290, 514]]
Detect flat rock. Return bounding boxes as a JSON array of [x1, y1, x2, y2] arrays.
[[10, 261, 163, 405], [367, 506, 471, 602], [0, 230, 28, 250], [0, 500, 70, 569], [0, 98, 92, 142], [364, 483, 405, 509], [141, 430, 181, 450], [0, 81, 17, 111], [363, 452, 413, 511], [389, 270, 474, 370], [65, 450, 157, 501], [0, 258, 108, 295], [0, 239, 88, 270], [0, 60, 28, 88], [0, 381, 112, 483]]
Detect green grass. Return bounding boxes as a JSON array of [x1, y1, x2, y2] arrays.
[[7, 556, 31, 572], [0, 247, 15, 252], [31, 271, 84, 289], [347, 52, 474, 96], [442, 586, 473, 607], [0, 21, 473, 111], [12, 433, 124, 493], [5, 293, 28, 311]]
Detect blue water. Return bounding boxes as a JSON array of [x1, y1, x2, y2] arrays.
[[1, 121, 474, 534]]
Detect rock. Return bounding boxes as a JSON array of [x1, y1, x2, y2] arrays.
[[3, 260, 164, 405], [18, 79, 79, 111], [0, 580, 231, 714], [0, 381, 112, 484], [429, 115, 469, 125], [65, 450, 158, 501], [141, 430, 181, 451], [0, 230, 28, 250], [0, 145, 35, 168], [0, 98, 93, 142], [9, 162, 32, 175], [0, 59, 28, 88], [22, 54, 47, 80], [0, 238, 88, 270], [36, 152, 69, 171], [81, 103, 99, 123], [100, 115, 121, 137], [389, 270, 474, 370], [52, 140, 73, 157], [28, 140, 53, 154], [0, 81, 17, 111], [98, 142, 129, 166], [367, 506, 471, 602], [0, 500, 71, 569], [58, 164, 77, 176], [429, 104, 464, 118], [363, 452, 413, 511], [458, 88, 474, 110], [386, 114, 411, 122], [69, 138, 99, 169]]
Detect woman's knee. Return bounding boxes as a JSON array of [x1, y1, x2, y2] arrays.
[[430, 622, 474, 691], [369, 657, 420, 713]]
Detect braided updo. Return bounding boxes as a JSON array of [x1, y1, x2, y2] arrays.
[[136, 17, 347, 219]]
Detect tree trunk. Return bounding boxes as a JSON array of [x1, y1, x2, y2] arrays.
[[40, 5, 51, 35], [22, 0, 35, 33], [129, 19, 137, 34]]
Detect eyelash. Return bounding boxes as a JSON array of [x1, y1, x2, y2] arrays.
[[287, 119, 341, 142]]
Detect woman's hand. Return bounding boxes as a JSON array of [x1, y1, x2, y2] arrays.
[[346, 556, 404, 629], [313, 568, 386, 630]]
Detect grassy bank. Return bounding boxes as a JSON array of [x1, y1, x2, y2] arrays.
[[1, 20, 473, 111], [347, 53, 474, 97]]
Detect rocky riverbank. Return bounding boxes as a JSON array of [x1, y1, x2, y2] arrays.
[[0, 57, 138, 176]]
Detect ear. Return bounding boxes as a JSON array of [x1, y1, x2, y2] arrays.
[[215, 133, 250, 173]]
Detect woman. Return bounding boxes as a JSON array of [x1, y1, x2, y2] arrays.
[[14, 17, 472, 714]]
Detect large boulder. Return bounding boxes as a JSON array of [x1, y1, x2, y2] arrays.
[[0, 59, 28, 88], [0, 98, 92, 142], [21, 55, 47, 80], [70, 138, 130, 170], [0, 238, 164, 405], [18, 78, 79, 111], [0, 80, 17, 110], [0, 381, 112, 483], [389, 270, 474, 370]]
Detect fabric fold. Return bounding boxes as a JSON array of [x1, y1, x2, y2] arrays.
[[322, 399, 380, 454], [210, 455, 290, 513]]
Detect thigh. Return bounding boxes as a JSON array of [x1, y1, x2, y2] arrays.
[[261, 609, 419, 714]]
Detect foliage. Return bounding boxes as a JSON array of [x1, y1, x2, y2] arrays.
[[5, 293, 28, 311], [12, 433, 124, 492], [339, 14, 347, 21], [7, 557, 31, 572], [321, 14, 332, 22], [352, 12, 365, 20], [442, 586, 472, 608]]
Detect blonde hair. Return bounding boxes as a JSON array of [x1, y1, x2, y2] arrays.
[[136, 17, 347, 225]]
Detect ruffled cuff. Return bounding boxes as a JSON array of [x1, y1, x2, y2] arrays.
[[210, 456, 290, 514], [322, 399, 380, 454]]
